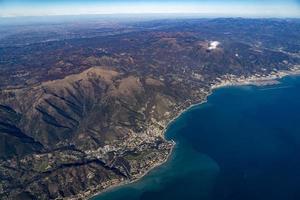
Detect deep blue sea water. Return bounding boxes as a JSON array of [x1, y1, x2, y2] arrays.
[[93, 75, 300, 200]]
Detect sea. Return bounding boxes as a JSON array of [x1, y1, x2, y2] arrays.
[[92, 75, 300, 200]]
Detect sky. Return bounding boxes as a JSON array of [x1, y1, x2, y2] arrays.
[[1, 0, 300, 18]]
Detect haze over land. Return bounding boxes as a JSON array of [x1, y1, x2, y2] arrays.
[[1, 0, 300, 17]]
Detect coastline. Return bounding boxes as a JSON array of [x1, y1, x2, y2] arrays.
[[87, 67, 300, 200], [211, 67, 300, 90], [85, 139, 176, 200]]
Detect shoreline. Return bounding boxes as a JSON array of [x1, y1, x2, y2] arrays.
[[88, 67, 300, 200], [211, 68, 300, 90], [87, 139, 176, 199]]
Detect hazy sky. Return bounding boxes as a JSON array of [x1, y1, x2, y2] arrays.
[[1, 0, 300, 17]]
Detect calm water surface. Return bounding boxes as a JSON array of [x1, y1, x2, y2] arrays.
[[93, 76, 300, 200]]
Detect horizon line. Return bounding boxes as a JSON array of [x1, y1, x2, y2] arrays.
[[1, 13, 300, 19], [2, 2, 300, 19]]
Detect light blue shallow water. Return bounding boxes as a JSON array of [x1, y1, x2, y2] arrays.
[[93, 75, 300, 200]]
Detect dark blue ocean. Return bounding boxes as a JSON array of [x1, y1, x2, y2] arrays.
[[93, 75, 300, 200]]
